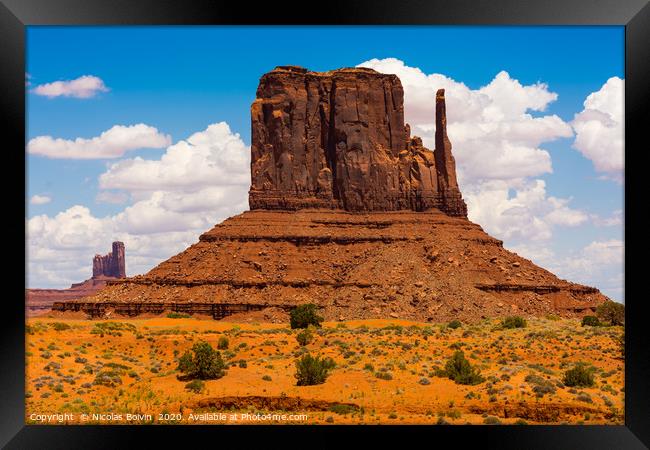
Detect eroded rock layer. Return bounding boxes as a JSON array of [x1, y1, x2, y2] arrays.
[[56, 210, 607, 322], [249, 66, 467, 217]]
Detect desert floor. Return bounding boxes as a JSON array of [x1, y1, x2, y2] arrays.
[[25, 314, 624, 425]]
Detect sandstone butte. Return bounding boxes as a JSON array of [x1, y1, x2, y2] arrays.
[[52, 66, 609, 322], [26, 242, 126, 313]]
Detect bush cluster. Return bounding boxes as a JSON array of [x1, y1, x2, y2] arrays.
[[177, 341, 226, 380], [167, 312, 191, 319], [448, 320, 462, 329], [563, 364, 595, 387], [501, 316, 527, 329], [290, 304, 324, 329], [217, 336, 229, 350], [294, 354, 335, 386], [443, 351, 484, 385], [185, 379, 205, 393], [296, 328, 314, 346], [596, 301, 625, 326], [581, 316, 601, 327]]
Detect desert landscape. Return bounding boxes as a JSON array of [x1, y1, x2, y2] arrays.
[[25, 314, 624, 425], [26, 65, 624, 425]]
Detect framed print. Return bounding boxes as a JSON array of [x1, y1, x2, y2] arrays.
[[2, 0, 648, 448]]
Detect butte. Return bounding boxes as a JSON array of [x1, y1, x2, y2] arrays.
[[53, 66, 609, 322], [27, 241, 126, 314]]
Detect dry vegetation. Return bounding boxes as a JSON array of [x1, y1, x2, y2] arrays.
[[25, 315, 624, 425]]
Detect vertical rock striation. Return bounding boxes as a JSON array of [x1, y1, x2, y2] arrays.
[[249, 66, 468, 217], [92, 241, 126, 279]]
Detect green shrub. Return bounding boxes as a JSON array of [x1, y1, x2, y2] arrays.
[[582, 316, 601, 327], [177, 341, 226, 380], [525, 374, 557, 397], [576, 392, 593, 403], [296, 328, 314, 346], [185, 379, 205, 393], [51, 322, 71, 331], [563, 365, 594, 387], [328, 404, 358, 415], [294, 354, 335, 386], [501, 316, 527, 329], [443, 351, 484, 385], [448, 320, 461, 329], [290, 304, 324, 329], [217, 336, 229, 350], [375, 371, 393, 380], [93, 371, 122, 387], [596, 301, 625, 326], [167, 312, 191, 319], [262, 375, 272, 381]]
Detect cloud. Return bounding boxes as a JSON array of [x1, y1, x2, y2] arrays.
[[27, 205, 204, 287], [31, 75, 109, 98], [358, 58, 573, 184], [27, 124, 172, 159], [359, 58, 581, 241], [510, 239, 624, 301], [464, 179, 587, 241], [27, 122, 250, 288], [30, 194, 52, 205], [95, 191, 129, 205], [591, 209, 623, 227], [571, 77, 624, 181], [99, 122, 249, 192]]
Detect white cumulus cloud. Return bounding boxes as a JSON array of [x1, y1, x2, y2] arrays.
[[464, 179, 587, 242], [591, 209, 623, 227], [31, 75, 109, 99], [30, 194, 51, 205], [27, 122, 250, 288], [95, 191, 129, 205], [99, 122, 249, 192], [358, 58, 581, 241], [509, 239, 624, 301], [27, 124, 172, 159], [572, 77, 624, 181], [359, 58, 572, 184]]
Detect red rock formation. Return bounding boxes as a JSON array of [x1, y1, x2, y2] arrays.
[[92, 241, 126, 279], [26, 241, 126, 313], [434, 89, 467, 217], [249, 66, 468, 217], [53, 67, 610, 322], [59, 210, 609, 321]]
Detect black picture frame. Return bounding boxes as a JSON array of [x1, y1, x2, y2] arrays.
[[3, 0, 648, 448]]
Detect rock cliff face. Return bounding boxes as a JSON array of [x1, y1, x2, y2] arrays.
[[92, 241, 126, 279], [249, 66, 467, 217]]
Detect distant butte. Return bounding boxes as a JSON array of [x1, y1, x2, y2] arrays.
[[93, 241, 126, 279], [53, 67, 609, 321], [26, 241, 126, 314]]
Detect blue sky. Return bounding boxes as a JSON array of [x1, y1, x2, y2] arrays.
[[26, 26, 624, 301]]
